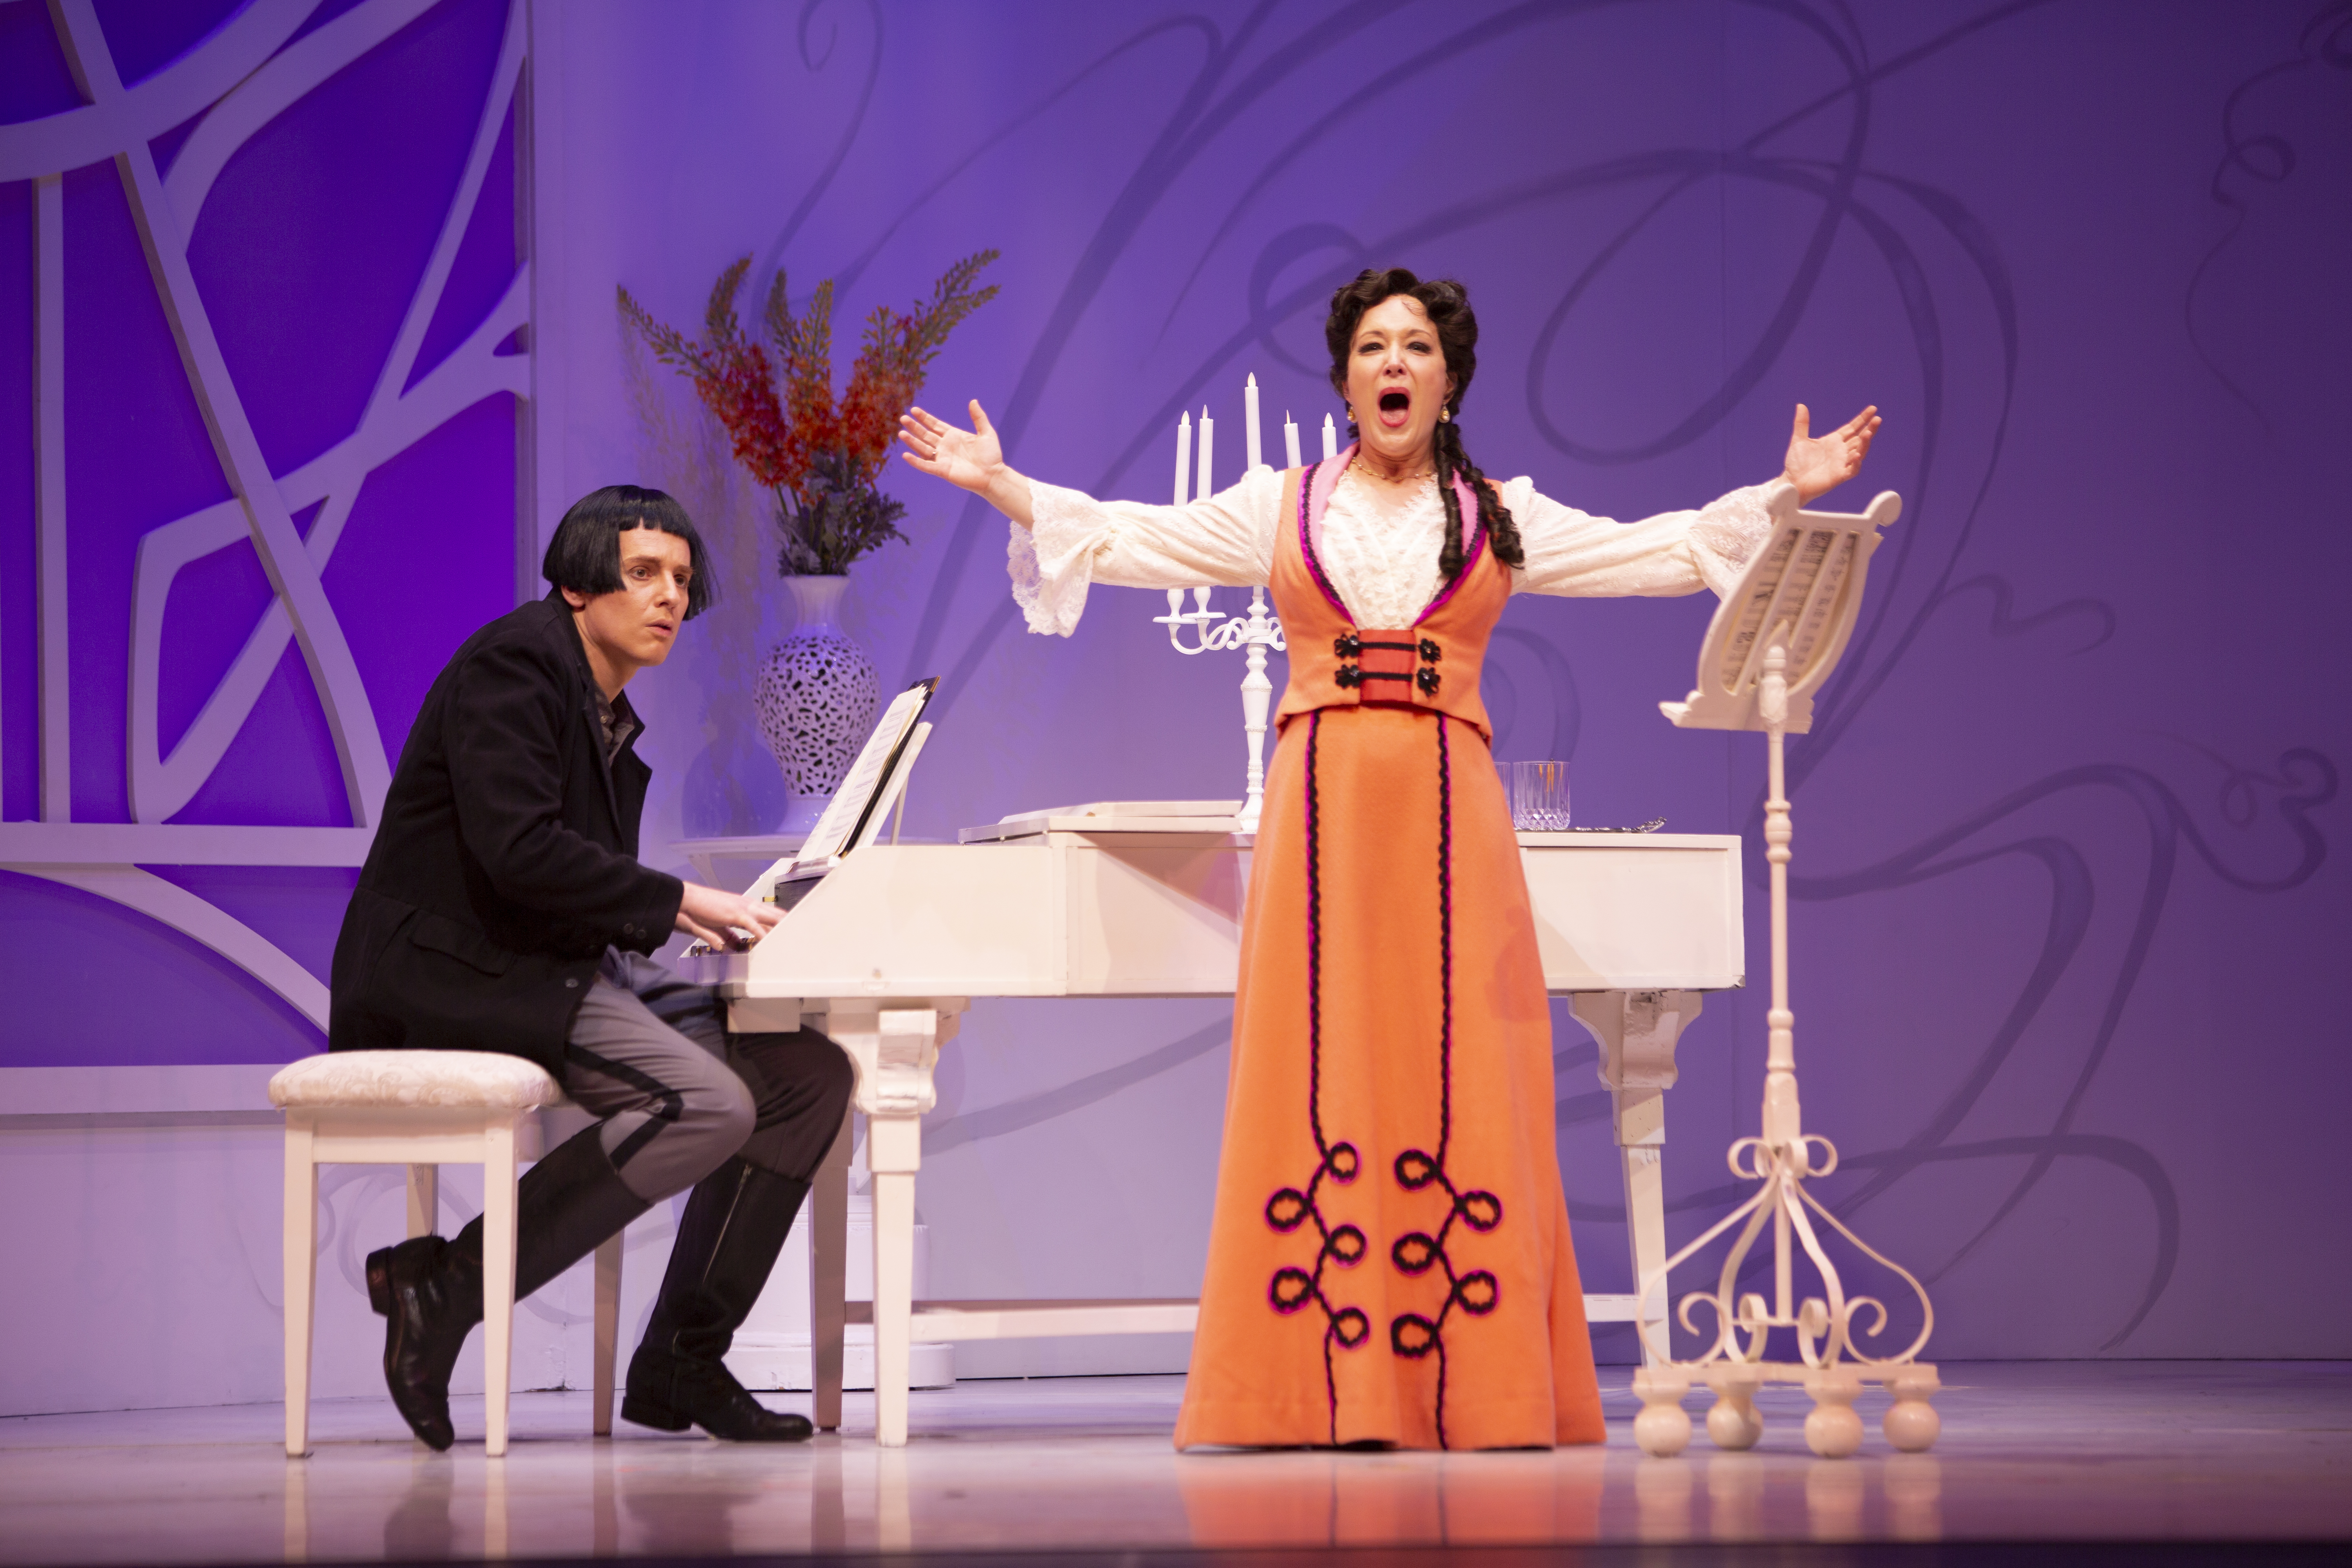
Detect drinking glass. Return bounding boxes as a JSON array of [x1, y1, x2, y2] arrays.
[[1508, 760, 1572, 831]]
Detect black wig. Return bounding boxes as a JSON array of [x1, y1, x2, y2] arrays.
[[541, 483, 714, 619]]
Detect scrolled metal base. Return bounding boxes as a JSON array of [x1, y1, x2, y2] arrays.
[[1630, 1134, 1940, 1459]]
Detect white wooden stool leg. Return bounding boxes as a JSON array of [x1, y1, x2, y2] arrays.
[[282, 1120, 318, 1459], [591, 1234, 621, 1437], [405, 1164, 438, 1238], [808, 1104, 852, 1432], [481, 1116, 519, 1457]]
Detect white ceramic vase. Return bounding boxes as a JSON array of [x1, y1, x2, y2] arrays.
[[754, 575, 880, 832]]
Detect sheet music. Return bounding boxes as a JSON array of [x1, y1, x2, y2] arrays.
[[851, 722, 933, 852], [784, 679, 936, 878]]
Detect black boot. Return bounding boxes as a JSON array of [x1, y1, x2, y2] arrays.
[[368, 1127, 650, 1450], [366, 1232, 480, 1452], [622, 1158, 815, 1441]]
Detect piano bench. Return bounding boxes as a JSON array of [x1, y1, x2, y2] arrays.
[[267, 1051, 624, 1458]]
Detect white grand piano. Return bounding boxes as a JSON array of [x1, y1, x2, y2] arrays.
[[699, 800, 1742, 1447]]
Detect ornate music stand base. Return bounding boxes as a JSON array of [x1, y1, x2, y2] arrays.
[[1632, 1361, 1942, 1459]]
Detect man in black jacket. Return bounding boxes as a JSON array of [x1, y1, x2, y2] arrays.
[[331, 484, 852, 1448]]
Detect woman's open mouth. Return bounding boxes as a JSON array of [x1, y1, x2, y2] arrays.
[[1378, 390, 1410, 427]]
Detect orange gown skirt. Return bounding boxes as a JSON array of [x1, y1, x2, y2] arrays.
[[1172, 462, 1606, 1450]]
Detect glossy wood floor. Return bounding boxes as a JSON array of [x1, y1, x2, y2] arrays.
[[1, 1363, 2345, 1565]]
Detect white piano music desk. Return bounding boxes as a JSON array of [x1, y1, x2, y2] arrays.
[[713, 816, 1742, 1446]]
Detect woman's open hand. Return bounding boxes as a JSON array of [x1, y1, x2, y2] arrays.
[[898, 400, 1035, 528], [899, 401, 1005, 493], [1782, 404, 1881, 503]]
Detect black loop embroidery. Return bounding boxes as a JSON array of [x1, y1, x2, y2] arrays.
[[1270, 1267, 1316, 1314], [1458, 1190, 1503, 1232], [1329, 1224, 1368, 1266], [1266, 1188, 1311, 1233], [1328, 1142, 1361, 1183], [1390, 1313, 1439, 1359], [1332, 1307, 1371, 1348], [1454, 1271, 1500, 1316], [1391, 1232, 1440, 1276], [1394, 1149, 1439, 1190]]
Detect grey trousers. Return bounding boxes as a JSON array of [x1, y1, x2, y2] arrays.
[[563, 949, 853, 1201]]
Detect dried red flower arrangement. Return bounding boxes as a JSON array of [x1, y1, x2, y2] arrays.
[[620, 250, 1000, 575]]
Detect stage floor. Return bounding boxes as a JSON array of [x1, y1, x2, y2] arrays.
[[1, 1363, 2345, 1563]]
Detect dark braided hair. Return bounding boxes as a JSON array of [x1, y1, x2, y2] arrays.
[[1325, 267, 1524, 583]]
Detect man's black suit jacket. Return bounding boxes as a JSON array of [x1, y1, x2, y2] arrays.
[[328, 593, 686, 1076]]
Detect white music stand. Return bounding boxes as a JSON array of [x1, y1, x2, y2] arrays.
[[1630, 486, 1943, 1460]]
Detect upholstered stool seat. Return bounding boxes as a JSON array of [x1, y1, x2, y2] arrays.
[[271, 1050, 623, 1457], [270, 1050, 569, 1111]]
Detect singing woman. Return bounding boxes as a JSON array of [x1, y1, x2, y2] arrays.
[[898, 267, 1878, 1449]]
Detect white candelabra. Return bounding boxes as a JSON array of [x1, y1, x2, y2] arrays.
[[1152, 376, 1340, 831], [1633, 486, 1942, 1461]]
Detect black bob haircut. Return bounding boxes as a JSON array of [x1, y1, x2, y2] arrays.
[[541, 484, 714, 620]]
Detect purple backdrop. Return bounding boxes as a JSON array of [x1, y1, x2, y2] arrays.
[[4, 0, 2347, 1362]]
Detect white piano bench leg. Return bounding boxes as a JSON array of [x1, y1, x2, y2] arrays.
[[1630, 1367, 1693, 1458]]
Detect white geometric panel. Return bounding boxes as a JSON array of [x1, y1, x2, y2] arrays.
[[0, 0, 533, 1017]]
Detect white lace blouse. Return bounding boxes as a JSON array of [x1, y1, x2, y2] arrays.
[[1009, 465, 1787, 636]]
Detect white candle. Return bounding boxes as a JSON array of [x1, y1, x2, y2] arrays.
[[1283, 412, 1302, 470], [1174, 411, 1192, 506], [1245, 373, 1263, 471], [1198, 407, 1214, 500], [1321, 412, 1338, 461]]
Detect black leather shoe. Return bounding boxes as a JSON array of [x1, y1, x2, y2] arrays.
[[621, 1354, 815, 1441], [623, 1158, 815, 1442], [365, 1233, 481, 1452], [367, 1127, 649, 1450]]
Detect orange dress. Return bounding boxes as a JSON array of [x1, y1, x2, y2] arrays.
[[1172, 457, 1605, 1450]]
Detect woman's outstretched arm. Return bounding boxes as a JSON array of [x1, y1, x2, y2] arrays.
[[1511, 403, 1885, 600], [897, 398, 1281, 635], [899, 401, 1035, 528]]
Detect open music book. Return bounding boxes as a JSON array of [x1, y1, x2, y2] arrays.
[[752, 677, 937, 903]]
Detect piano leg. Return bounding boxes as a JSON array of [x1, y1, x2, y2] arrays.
[[869, 1114, 920, 1449], [1569, 990, 1702, 1366], [824, 1002, 958, 1448], [808, 1103, 853, 1432]]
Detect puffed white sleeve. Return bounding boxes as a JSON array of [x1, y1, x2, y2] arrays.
[[1008, 466, 1283, 636], [1501, 475, 1791, 601]]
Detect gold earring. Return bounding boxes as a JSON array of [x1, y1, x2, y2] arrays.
[[1439, 407, 1451, 423]]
